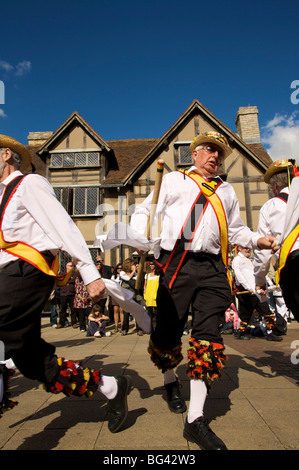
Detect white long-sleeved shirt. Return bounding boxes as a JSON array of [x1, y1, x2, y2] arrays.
[[130, 167, 260, 255], [232, 252, 255, 292], [254, 186, 299, 286], [0, 171, 100, 286]]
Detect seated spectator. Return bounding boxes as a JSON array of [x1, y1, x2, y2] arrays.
[[220, 303, 239, 334], [87, 304, 111, 337]]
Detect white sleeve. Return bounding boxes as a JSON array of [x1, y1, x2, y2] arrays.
[[226, 186, 260, 249], [254, 203, 275, 287], [22, 175, 100, 285], [232, 256, 254, 291]]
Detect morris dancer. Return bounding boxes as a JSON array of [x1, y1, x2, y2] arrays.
[[0, 135, 132, 432], [130, 131, 277, 450], [232, 245, 281, 340], [254, 159, 299, 322]]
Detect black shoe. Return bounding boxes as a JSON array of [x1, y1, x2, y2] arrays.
[[235, 332, 251, 340], [164, 379, 187, 414], [183, 417, 227, 450], [107, 375, 133, 433], [266, 333, 283, 341]]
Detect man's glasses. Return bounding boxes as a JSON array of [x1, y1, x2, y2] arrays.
[[200, 145, 224, 159]]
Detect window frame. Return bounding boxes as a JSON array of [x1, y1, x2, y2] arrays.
[[174, 141, 193, 166], [53, 185, 103, 217], [50, 150, 100, 169]]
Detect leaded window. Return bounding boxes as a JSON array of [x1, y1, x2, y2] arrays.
[[177, 144, 193, 165], [54, 186, 101, 216], [51, 152, 100, 168]]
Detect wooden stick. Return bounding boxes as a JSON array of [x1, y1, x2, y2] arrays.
[[135, 159, 164, 290]]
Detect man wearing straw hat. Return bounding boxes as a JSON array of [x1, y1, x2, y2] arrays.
[[254, 159, 299, 323], [0, 135, 132, 432], [130, 131, 278, 450]]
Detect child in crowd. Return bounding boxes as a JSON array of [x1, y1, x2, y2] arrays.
[[86, 304, 111, 337], [220, 303, 239, 334]]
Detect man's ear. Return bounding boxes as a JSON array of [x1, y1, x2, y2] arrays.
[[1, 148, 12, 163]]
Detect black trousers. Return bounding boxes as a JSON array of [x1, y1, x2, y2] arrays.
[[280, 249, 299, 322], [0, 258, 58, 383], [151, 251, 233, 350], [237, 291, 271, 324], [59, 295, 76, 326]]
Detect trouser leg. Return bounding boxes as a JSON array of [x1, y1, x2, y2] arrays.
[[237, 293, 254, 333], [280, 250, 299, 323], [121, 312, 130, 333], [0, 260, 102, 411], [149, 254, 232, 381], [59, 296, 68, 326]]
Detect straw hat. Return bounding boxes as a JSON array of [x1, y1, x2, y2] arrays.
[[190, 131, 232, 159], [264, 159, 296, 184], [0, 134, 31, 171]]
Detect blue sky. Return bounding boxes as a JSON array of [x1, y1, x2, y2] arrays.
[[1, 0, 299, 162]]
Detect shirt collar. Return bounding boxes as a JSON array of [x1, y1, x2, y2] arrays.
[[186, 166, 223, 181], [0, 170, 23, 187]]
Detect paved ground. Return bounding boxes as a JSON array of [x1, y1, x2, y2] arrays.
[[1, 317, 299, 452]]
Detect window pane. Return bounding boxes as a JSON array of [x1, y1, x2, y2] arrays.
[[54, 188, 61, 201], [179, 145, 192, 164], [54, 188, 69, 212], [87, 152, 100, 166], [51, 154, 63, 167], [89, 248, 98, 263], [86, 187, 98, 214], [74, 187, 85, 215], [61, 188, 69, 211], [75, 152, 87, 166], [64, 153, 75, 167]]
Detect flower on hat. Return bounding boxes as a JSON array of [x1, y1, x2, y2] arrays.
[[204, 131, 228, 145]]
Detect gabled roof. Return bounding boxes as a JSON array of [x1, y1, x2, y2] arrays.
[[28, 100, 272, 184], [113, 99, 273, 186], [37, 111, 111, 155]]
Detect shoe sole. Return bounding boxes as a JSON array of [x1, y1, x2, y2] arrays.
[[183, 430, 205, 449], [183, 429, 227, 450], [109, 375, 133, 433]]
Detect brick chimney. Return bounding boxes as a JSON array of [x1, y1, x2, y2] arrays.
[[235, 106, 261, 143]]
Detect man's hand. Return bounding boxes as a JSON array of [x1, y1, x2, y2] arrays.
[[136, 248, 148, 256], [86, 278, 106, 302], [257, 236, 280, 252], [256, 285, 267, 295]]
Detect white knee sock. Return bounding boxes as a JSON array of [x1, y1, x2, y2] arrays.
[[164, 369, 176, 385], [98, 375, 118, 400], [187, 379, 207, 423]]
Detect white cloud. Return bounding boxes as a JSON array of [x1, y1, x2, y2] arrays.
[[0, 61, 14, 72], [261, 112, 299, 165], [0, 60, 31, 78], [15, 60, 31, 77], [0, 109, 7, 118]]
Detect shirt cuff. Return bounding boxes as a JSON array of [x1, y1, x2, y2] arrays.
[[77, 263, 101, 286], [251, 232, 260, 249]]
